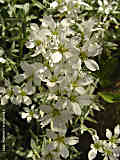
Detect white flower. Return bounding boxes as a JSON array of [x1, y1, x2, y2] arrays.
[[81, 17, 96, 40], [51, 52, 62, 63], [12, 81, 35, 106], [21, 104, 39, 122], [44, 131, 79, 159], [82, 42, 102, 57], [23, 80, 36, 95], [40, 103, 72, 134], [28, 22, 51, 45], [20, 61, 45, 86]]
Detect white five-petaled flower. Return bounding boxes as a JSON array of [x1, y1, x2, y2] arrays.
[[21, 104, 39, 122], [42, 130, 79, 159], [12, 81, 35, 106]]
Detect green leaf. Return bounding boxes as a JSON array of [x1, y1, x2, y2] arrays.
[[98, 92, 120, 103], [31, 0, 45, 9], [86, 117, 97, 124]]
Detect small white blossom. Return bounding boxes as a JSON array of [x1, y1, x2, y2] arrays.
[[21, 104, 39, 122], [43, 131, 79, 159]]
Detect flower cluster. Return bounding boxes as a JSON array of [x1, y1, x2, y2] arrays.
[[88, 125, 120, 160], [1, 0, 120, 160], [23, 1, 104, 158], [0, 0, 103, 159]]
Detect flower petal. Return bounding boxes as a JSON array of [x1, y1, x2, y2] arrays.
[[106, 129, 112, 139], [1, 95, 9, 105], [25, 41, 35, 48], [75, 87, 86, 95], [65, 136, 79, 145], [52, 118, 67, 134], [114, 124, 120, 137], [84, 59, 99, 71], [23, 96, 32, 106], [71, 102, 81, 116], [77, 95, 92, 105], [21, 112, 29, 119], [59, 143, 69, 158], [0, 57, 6, 63], [88, 148, 97, 160]]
